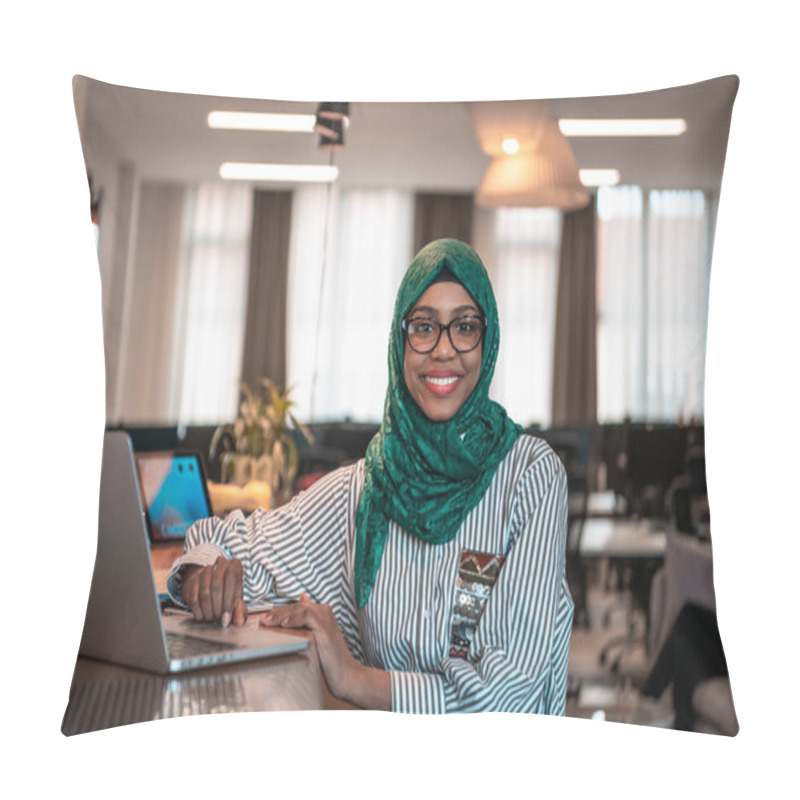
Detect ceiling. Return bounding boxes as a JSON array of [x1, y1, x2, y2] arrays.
[[75, 75, 738, 195]]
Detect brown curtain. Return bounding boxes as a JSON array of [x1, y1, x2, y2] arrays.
[[551, 197, 598, 426], [413, 193, 474, 253], [239, 190, 293, 391]]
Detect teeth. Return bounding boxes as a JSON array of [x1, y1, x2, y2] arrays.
[[425, 376, 459, 386]]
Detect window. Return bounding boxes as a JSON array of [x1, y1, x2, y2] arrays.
[[596, 186, 711, 422], [172, 182, 254, 424], [286, 185, 414, 422], [489, 207, 561, 427]]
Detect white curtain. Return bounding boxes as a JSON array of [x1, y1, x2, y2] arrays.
[[596, 186, 645, 419], [286, 185, 414, 422], [488, 207, 561, 427], [172, 182, 254, 425], [646, 190, 709, 419], [597, 186, 710, 422]]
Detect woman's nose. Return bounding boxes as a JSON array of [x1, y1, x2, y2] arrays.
[[431, 327, 456, 358]]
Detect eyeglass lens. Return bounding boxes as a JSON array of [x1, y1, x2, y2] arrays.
[[405, 315, 484, 353]]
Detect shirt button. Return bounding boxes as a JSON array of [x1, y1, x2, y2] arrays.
[[423, 608, 432, 620]]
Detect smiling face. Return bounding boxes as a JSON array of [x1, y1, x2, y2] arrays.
[[402, 281, 483, 422]]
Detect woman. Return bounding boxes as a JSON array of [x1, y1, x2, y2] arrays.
[[169, 238, 573, 714]]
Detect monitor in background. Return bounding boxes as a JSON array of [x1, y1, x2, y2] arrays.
[[135, 451, 212, 542]]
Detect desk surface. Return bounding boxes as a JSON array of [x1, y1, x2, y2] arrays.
[[63, 615, 356, 736], [64, 543, 356, 736], [587, 490, 626, 517], [580, 518, 667, 558]]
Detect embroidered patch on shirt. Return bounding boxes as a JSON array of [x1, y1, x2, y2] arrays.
[[449, 550, 506, 659]]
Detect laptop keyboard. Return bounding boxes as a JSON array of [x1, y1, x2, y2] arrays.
[[165, 631, 241, 659]]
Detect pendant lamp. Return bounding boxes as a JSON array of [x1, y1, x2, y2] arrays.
[[474, 116, 590, 210]]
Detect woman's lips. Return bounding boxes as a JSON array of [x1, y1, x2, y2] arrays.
[[422, 372, 462, 396]]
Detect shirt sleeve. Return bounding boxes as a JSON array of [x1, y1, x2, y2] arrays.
[[390, 450, 573, 714], [165, 465, 364, 654]]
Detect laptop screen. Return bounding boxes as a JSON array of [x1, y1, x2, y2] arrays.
[[135, 452, 212, 542]]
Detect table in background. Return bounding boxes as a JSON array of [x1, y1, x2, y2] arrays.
[[579, 517, 667, 672], [586, 490, 628, 518], [580, 517, 667, 560]]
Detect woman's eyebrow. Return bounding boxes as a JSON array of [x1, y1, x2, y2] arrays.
[[409, 304, 480, 316]]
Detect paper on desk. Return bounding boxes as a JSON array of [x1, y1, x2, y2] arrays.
[[161, 598, 291, 616]]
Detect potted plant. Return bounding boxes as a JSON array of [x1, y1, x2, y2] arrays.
[[209, 378, 314, 507]]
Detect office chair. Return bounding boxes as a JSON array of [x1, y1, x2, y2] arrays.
[[534, 429, 591, 628], [295, 446, 350, 492], [667, 445, 710, 539]]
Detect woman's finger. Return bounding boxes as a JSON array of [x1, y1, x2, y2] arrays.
[[198, 563, 214, 621], [232, 597, 248, 627], [219, 559, 242, 625], [182, 566, 202, 620], [211, 557, 226, 619], [260, 602, 311, 630]]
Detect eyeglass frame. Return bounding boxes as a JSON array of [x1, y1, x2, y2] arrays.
[[401, 313, 487, 354]]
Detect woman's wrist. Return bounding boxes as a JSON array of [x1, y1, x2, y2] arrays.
[[340, 660, 392, 711]]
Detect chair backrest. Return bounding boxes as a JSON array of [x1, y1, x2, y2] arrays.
[[566, 468, 589, 551], [295, 446, 350, 492]]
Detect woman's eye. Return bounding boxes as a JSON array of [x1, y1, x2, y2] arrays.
[[411, 320, 435, 334]]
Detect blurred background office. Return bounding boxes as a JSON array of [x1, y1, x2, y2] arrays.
[[73, 74, 738, 733]]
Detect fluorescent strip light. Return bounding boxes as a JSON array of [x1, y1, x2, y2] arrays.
[[579, 169, 621, 187], [219, 162, 339, 182], [559, 118, 687, 137], [208, 111, 316, 132]]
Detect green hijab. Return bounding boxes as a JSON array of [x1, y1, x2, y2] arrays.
[[354, 238, 523, 608]]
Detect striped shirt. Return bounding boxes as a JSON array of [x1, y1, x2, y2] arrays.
[[168, 434, 573, 714]]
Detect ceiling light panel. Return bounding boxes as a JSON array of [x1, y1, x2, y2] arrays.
[[559, 119, 687, 137], [579, 169, 621, 187], [219, 162, 339, 182], [208, 111, 316, 132]]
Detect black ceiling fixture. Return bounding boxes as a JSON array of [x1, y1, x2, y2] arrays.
[[315, 103, 349, 150]]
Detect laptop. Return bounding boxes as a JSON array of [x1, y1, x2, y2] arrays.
[[78, 430, 308, 673]]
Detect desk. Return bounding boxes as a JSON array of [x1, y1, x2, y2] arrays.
[[63, 617, 356, 736], [580, 518, 667, 559], [63, 544, 356, 736], [586, 490, 627, 518], [579, 518, 667, 672]]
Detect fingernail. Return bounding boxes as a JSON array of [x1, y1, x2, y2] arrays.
[[221, 612, 231, 627]]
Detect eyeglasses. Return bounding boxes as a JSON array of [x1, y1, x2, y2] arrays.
[[402, 314, 486, 354]]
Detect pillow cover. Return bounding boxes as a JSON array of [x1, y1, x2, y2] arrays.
[[66, 74, 738, 736]]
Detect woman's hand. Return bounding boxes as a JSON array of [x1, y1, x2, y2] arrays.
[[259, 595, 390, 710], [181, 556, 248, 627]]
